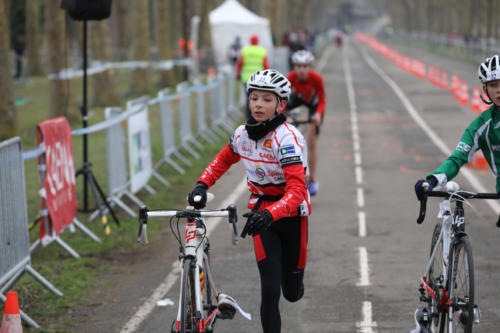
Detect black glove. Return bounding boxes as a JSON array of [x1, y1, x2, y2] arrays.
[[187, 182, 208, 209], [414, 177, 438, 201], [241, 210, 273, 238]]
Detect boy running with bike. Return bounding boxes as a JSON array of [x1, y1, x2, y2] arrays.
[[188, 69, 310, 333], [286, 50, 326, 195], [415, 55, 500, 198]]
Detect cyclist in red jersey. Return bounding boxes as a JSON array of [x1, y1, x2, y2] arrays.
[[286, 50, 326, 195]]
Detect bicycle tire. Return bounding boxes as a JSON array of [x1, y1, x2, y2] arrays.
[[203, 247, 217, 332], [446, 236, 474, 333], [180, 258, 197, 333], [428, 223, 446, 333]]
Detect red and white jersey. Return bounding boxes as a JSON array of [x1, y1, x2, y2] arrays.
[[198, 122, 311, 221]]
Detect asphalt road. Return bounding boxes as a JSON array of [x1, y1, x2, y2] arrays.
[[74, 37, 500, 333]]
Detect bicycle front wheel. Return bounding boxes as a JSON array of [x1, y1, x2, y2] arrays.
[[428, 223, 446, 333], [180, 258, 197, 333], [446, 236, 474, 333]]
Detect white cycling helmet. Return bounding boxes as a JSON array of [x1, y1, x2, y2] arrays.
[[246, 69, 291, 100], [291, 50, 315, 65], [478, 55, 500, 84]]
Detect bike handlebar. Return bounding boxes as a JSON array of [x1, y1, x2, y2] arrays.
[[416, 189, 500, 227], [137, 205, 238, 245]]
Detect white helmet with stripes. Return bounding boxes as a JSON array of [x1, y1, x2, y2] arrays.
[[291, 50, 315, 65], [246, 69, 291, 100], [478, 55, 500, 84]]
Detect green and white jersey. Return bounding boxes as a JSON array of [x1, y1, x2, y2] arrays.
[[428, 105, 500, 191]]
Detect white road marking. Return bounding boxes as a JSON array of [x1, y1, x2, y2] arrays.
[[357, 187, 365, 208], [357, 247, 371, 286], [355, 166, 363, 185], [119, 179, 248, 333], [355, 152, 362, 165], [359, 211, 366, 237], [358, 44, 500, 215], [356, 301, 378, 332]]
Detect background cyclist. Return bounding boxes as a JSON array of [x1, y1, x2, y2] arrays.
[[415, 54, 500, 199], [286, 50, 326, 196], [188, 69, 310, 333]]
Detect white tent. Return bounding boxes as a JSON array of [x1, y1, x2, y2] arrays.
[[209, 0, 274, 68]]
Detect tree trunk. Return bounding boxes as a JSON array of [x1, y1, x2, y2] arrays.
[[90, 20, 118, 106], [46, 0, 77, 119], [25, 0, 42, 76], [110, 0, 129, 61], [156, 0, 176, 87], [0, 0, 17, 140], [130, 0, 151, 94]]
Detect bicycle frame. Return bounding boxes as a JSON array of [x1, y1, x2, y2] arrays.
[[137, 204, 238, 333], [175, 217, 220, 331], [420, 199, 458, 315]]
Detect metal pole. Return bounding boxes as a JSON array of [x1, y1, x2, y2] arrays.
[[82, 20, 89, 211]]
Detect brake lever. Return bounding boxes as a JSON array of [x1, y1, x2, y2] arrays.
[[227, 204, 239, 245], [417, 194, 428, 224]]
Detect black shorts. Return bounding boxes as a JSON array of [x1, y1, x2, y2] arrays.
[[287, 92, 323, 135]]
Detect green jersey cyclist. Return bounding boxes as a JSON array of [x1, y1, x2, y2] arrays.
[[415, 55, 500, 198]]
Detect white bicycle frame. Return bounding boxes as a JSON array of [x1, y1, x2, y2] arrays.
[[145, 206, 236, 331], [423, 199, 453, 286], [176, 216, 218, 329]]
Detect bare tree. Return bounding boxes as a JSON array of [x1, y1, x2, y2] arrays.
[[130, 0, 151, 94], [25, 0, 42, 76], [110, 0, 129, 61], [0, 0, 17, 140], [90, 20, 118, 106], [46, 0, 77, 119], [156, 0, 176, 87]]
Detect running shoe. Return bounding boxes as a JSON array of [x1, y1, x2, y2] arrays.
[[308, 180, 318, 196]]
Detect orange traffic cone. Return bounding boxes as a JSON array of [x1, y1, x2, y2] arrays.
[[459, 81, 470, 104], [440, 70, 448, 89], [0, 292, 22, 333], [207, 66, 215, 79], [466, 151, 489, 169], [450, 73, 460, 94], [470, 86, 481, 113]]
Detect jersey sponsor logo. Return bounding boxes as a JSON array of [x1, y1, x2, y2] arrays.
[[255, 165, 265, 181], [456, 141, 471, 153], [280, 156, 302, 166], [267, 170, 284, 181], [491, 144, 500, 152], [259, 152, 276, 161], [263, 139, 272, 149], [241, 140, 254, 154], [280, 145, 296, 155], [495, 121, 500, 129]]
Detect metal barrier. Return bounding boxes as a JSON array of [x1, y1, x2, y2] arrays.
[[154, 89, 190, 173], [0, 137, 62, 328], [89, 107, 145, 220], [176, 82, 202, 158], [271, 46, 290, 76]]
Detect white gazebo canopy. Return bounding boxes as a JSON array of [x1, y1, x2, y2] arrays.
[[209, 0, 274, 68]]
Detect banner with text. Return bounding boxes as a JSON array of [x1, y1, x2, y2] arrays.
[[128, 108, 152, 193], [37, 117, 77, 243]]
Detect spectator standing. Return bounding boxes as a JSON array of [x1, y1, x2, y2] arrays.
[[236, 34, 269, 119]]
